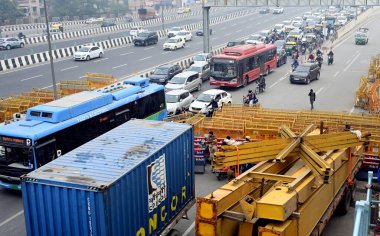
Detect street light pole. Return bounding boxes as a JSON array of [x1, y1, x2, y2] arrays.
[[43, 0, 58, 100], [161, 3, 165, 30]]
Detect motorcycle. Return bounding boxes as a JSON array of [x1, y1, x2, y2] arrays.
[[255, 80, 265, 94], [301, 46, 306, 55], [328, 54, 334, 65], [18, 32, 26, 40], [316, 57, 323, 68], [243, 95, 258, 106], [291, 62, 298, 71]]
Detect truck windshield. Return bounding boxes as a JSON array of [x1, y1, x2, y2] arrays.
[[211, 59, 236, 78]]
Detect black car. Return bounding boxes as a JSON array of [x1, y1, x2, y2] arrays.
[[274, 40, 287, 67], [289, 63, 320, 84], [149, 64, 183, 85], [226, 41, 245, 47], [101, 21, 116, 27], [196, 28, 212, 36], [133, 31, 158, 46]]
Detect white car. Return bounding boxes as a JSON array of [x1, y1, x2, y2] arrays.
[[273, 7, 284, 14], [189, 89, 232, 113], [337, 16, 348, 25], [163, 37, 185, 50], [74, 46, 103, 61], [130, 26, 148, 37], [165, 90, 194, 115], [177, 30, 193, 41], [165, 71, 202, 92], [85, 18, 97, 24], [246, 34, 265, 44], [193, 53, 212, 64], [273, 23, 285, 33], [168, 27, 185, 38], [177, 8, 185, 14]]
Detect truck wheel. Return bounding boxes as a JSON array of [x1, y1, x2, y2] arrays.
[[336, 188, 351, 215], [168, 229, 180, 236]]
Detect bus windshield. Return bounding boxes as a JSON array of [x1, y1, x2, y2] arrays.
[[0, 145, 33, 170], [211, 59, 236, 78]]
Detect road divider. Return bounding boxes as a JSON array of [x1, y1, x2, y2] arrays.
[[0, 9, 255, 72]]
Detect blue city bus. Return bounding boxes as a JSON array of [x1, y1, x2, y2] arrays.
[[0, 77, 167, 190]]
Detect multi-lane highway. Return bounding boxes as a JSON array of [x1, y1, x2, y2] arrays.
[[0, 6, 378, 236], [0, 7, 234, 59], [0, 8, 302, 97]]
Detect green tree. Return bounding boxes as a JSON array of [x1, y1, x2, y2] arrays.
[[0, 0, 23, 22]]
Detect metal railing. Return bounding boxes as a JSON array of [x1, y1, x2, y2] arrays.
[[353, 171, 378, 236]]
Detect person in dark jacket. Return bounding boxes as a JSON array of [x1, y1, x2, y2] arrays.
[[308, 89, 316, 110], [207, 99, 218, 109]]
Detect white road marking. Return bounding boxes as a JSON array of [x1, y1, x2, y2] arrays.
[[0, 210, 24, 228], [349, 107, 355, 114], [344, 53, 360, 71], [346, 59, 351, 64], [120, 52, 134, 56], [316, 87, 324, 95], [112, 64, 128, 69], [269, 80, 280, 88], [140, 56, 152, 61], [333, 71, 340, 77], [162, 52, 170, 54], [60, 66, 78, 71], [79, 75, 85, 79], [144, 46, 155, 50], [41, 85, 53, 89], [20, 74, 43, 82], [93, 58, 109, 63], [183, 222, 195, 236]]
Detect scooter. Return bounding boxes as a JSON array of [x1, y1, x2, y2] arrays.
[[255, 80, 266, 94], [328, 54, 334, 65]]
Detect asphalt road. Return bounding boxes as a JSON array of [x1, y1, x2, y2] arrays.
[[1, 6, 197, 39], [0, 8, 301, 97], [0, 7, 377, 236], [0, 7, 238, 59]]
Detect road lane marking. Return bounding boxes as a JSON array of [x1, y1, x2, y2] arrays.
[[120, 52, 134, 56], [269, 80, 280, 88], [144, 47, 155, 50], [162, 52, 170, 54], [346, 59, 351, 64], [140, 56, 152, 61], [93, 58, 109, 63], [183, 222, 195, 236], [79, 75, 85, 79], [20, 74, 43, 82], [41, 85, 53, 89], [316, 87, 324, 95], [333, 71, 340, 77], [344, 53, 360, 71], [0, 210, 24, 228], [60, 66, 78, 71], [112, 64, 128, 69]]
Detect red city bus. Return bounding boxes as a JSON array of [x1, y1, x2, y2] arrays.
[[210, 44, 278, 87]]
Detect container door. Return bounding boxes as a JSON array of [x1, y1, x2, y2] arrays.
[[35, 139, 57, 168]]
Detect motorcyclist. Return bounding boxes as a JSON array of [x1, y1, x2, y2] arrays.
[[258, 74, 266, 92], [316, 54, 323, 67], [18, 32, 25, 39], [308, 53, 315, 62], [291, 59, 299, 71], [328, 49, 334, 64], [246, 90, 258, 106], [206, 99, 218, 117], [316, 48, 323, 57]]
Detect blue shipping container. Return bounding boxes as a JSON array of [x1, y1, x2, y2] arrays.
[[22, 119, 195, 236]]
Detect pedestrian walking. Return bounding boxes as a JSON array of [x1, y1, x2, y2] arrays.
[[308, 89, 316, 110]]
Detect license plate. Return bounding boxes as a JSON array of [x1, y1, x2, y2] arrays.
[[220, 83, 226, 86]]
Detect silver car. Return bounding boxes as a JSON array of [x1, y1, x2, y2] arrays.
[[0, 38, 25, 50]]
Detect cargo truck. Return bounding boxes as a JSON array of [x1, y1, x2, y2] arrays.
[[138, 7, 157, 21], [21, 119, 195, 236]]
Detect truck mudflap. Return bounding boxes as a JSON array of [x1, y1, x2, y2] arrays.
[[160, 198, 196, 236]]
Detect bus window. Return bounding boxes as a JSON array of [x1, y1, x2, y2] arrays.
[[1, 146, 33, 169], [36, 139, 57, 167], [0, 145, 4, 160], [247, 57, 254, 71]]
